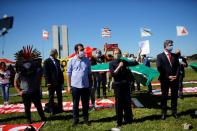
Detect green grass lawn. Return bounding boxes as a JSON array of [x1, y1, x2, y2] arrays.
[[0, 67, 197, 131]]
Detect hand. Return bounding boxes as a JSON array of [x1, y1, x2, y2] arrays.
[[67, 86, 71, 94], [47, 84, 52, 89], [169, 76, 177, 81], [19, 91, 23, 96]]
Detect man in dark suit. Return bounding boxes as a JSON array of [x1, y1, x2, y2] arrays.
[[156, 40, 179, 120], [44, 49, 64, 114], [175, 49, 188, 99]]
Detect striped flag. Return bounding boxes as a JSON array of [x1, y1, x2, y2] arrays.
[[42, 30, 49, 40], [140, 28, 152, 37], [101, 27, 111, 38], [176, 26, 188, 36]]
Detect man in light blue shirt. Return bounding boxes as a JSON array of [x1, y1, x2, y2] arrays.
[[67, 43, 92, 127]]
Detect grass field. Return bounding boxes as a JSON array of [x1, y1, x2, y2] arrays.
[[0, 65, 197, 131]]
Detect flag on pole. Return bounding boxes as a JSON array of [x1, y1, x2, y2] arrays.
[[101, 27, 111, 38], [139, 40, 150, 55], [42, 30, 49, 40], [140, 28, 152, 37], [176, 26, 188, 36]]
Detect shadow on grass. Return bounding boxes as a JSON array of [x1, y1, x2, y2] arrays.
[[47, 113, 73, 121], [89, 109, 196, 124], [133, 92, 161, 109], [182, 94, 197, 98], [0, 115, 26, 124], [90, 115, 116, 123]]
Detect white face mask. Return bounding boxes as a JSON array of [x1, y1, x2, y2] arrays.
[[78, 51, 85, 58]]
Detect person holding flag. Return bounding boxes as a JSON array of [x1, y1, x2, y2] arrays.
[[109, 48, 133, 127]]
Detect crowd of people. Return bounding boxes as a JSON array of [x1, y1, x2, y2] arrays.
[[0, 40, 189, 127]]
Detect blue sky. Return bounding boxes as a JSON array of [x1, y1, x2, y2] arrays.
[[0, 0, 197, 61]]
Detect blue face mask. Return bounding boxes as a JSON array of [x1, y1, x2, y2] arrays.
[[167, 46, 173, 52]]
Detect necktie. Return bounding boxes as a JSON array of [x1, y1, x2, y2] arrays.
[[168, 53, 172, 64]]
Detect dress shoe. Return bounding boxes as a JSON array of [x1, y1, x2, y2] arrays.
[[161, 114, 166, 120]]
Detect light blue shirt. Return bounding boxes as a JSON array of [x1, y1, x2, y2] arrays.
[[67, 56, 91, 88]]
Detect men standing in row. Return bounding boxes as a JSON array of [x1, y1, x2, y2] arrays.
[[156, 40, 179, 120], [43, 49, 64, 114], [67, 43, 92, 127]]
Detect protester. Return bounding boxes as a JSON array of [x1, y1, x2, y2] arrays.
[[0, 62, 11, 105], [122, 52, 129, 58], [142, 54, 152, 94], [67, 43, 92, 127], [95, 50, 107, 98], [14, 46, 46, 124], [175, 49, 188, 99], [43, 49, 64, 114], [156, 40, 179, 120], [109, 48, 133, 127], [87, 54, 98, 110], [7, 64, 16, 87]]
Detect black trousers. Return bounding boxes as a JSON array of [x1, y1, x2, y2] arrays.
[[22, 92, 45, 122], [71, 87, 90, 123], [95, 73, 107, 98], [160, 80, 179, 113], [48, 86, 63, 113], [113, 82, 133, 125]]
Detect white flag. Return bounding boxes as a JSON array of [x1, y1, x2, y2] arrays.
[[42, 30, 49, 40], [101, 27, 111, 38], [139, 40, 150, 55], [176, 26, 188, 36], [140, 28, 152, 37]]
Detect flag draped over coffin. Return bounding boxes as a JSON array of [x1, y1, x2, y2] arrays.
[[91, 58, 159, 86]]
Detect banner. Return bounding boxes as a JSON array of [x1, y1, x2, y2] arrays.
[[0, 99, 115, 114], [104, 43, 118, 51], [0, 122, 45, 131], [139, 40, 150, 55], [0, 98, 145, 114], [42, 30, 49, 40], [91, 61, 159, 86], [101, 27, 111, 38], [176, 26, 188, 36], [140, 28, 152, 37]]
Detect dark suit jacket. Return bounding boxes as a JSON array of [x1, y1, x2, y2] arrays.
[[156, 52, 179, 82], [178, 56, 188, 77], [43, 58, 64, 87]]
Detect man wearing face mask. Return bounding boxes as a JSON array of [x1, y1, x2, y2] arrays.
[[95, 50, 107, 99], [67, 43, 92, 127], [43, 49, 64, 115], [109, 48, 133, 127], [156, 40, 179, 120], [175, 49, 188, 99]]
